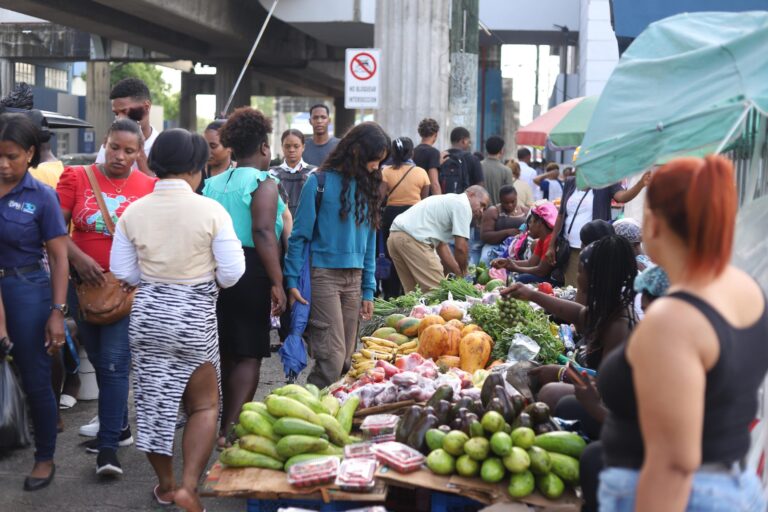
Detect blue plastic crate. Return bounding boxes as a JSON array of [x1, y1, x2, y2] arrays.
[[246, 497, 374, 512], [430, 492, 483, 512]]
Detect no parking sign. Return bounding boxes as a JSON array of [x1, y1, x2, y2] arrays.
[[345, 48, 380, 109]]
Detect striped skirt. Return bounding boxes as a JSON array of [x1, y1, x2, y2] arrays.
[[128, 280, 220, 455]]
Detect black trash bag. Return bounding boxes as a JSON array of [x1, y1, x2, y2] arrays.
[[0, 359, 32, 451]]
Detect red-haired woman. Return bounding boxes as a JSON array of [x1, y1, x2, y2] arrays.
[[596, 155, 768, 512]]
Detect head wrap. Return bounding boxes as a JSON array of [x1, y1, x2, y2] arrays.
[[634, 265, 670, 297], [614, 217, 642, 244]]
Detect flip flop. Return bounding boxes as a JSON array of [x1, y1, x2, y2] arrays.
[[59, 394, 77, 409], [153, 485, 173, 506]]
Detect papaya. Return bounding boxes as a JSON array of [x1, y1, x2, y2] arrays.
[[459, 332, 492, 373], [396, 317, 421, 337], [317, 413, 350, 446], [536, 472, 565, 500], [437, 355, 461, 370], [273, 417, 326, 437], [335, 395, 360, 434], [445, 319, 465, 331], [239, 410, 279, 441], [241, 402, 278, 423], [439, 305, 464, 322], [444, 326, 462, 357], [461, 324, 483, 338], [266, 395, 322, 425], [239, 435, 285, 461], [283, 453, 342, 471], [418, 314, 446, 336], [276, 435, 330, 459], [233, 423, 249, 439], [220, 447, 283, 469], [533, 431, 586, 458], [549, 452, 580, 484], [372, 327, 397, 339], [385, 333, 411, 345], [418, 324, 449, 360], [385, 313, 406, 329]]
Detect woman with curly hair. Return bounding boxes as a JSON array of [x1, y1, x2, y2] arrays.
[[285, 122, 390, 388], [202, 107, 287, 448]]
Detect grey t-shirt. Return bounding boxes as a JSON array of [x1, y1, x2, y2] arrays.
[[303, 137, 340, 167]]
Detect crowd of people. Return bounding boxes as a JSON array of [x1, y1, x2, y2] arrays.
[[0, 75, 766, 512]]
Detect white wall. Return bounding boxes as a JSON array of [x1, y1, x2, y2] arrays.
[[577, 0, 618, 97]]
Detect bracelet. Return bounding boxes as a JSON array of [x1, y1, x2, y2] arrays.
[[557, 366, 566, 382]]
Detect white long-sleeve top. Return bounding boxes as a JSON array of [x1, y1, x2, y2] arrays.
[[110, 179, 245, 288]]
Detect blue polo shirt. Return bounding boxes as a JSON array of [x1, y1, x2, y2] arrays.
[[0, 171, 67, 268]]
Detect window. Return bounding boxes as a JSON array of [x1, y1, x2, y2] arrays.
[[45, 67, 68, 91], [14, 62, 35, 85]]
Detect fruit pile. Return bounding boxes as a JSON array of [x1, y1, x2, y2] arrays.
[[425, 421, 585, 500], [220, 383, 360, 471]]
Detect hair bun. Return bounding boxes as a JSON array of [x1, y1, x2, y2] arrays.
[[149, 128, 209, 177]]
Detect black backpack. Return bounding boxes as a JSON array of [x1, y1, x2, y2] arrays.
[[439, 151, 469, 194]]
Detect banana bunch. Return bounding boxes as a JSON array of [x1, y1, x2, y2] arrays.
[[348, 337, 399, 378], [396, 339, 418, 356]]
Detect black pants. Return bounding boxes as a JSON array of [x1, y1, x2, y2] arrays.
[[579, 441, 604, 512], [380, 205, 412, 299]]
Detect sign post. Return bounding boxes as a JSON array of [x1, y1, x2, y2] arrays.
[[345, 48, 380, 110]]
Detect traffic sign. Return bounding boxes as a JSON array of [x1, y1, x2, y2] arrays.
[[345, 48, 380, 109]]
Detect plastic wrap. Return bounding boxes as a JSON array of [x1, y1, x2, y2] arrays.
[[286, 456, 339, 488]]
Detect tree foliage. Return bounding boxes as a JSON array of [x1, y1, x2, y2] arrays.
[[110, 63, 179, 121]]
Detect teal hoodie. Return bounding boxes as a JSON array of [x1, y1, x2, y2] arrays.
[[284, 170, 376, 300]]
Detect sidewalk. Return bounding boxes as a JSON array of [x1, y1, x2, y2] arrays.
[[0, 345, 295, 511]]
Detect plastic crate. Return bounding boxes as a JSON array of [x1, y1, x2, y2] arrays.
[[246, 498, 373, 512], [430, 492, 483, 512]]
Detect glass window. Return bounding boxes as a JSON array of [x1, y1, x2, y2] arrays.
[[14, 62, 35, 85], [44, 67, 68, 91]]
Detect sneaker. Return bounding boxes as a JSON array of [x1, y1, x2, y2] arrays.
[[85, 426, 134, 454], [78, 416, 99, 437], [96, 448, 123, 476]]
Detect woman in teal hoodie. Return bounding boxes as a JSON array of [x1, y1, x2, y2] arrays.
[[284, 122, 390, 388]]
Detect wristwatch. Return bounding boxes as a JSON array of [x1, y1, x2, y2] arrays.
[[51, 303, 69, 315]]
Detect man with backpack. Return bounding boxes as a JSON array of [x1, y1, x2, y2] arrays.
[[440, 127, 484, 194]]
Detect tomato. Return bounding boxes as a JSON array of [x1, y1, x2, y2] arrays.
[[538, 282, 554, 295]]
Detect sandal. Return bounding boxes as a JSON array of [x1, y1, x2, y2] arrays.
[[153, 484, 173, 506]]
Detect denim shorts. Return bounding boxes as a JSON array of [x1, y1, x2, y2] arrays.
[[599, 466, 766, 512]]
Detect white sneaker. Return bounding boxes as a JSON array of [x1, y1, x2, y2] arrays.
[[78, 416, 100, 437]]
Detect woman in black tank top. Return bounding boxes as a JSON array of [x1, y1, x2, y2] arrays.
[[597, 155, 768, 512]]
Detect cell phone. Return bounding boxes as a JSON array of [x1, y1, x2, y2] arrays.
[[565, 363, 585, 386]]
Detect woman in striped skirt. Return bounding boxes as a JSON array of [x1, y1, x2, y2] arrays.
[[110, 129, 245, 512]]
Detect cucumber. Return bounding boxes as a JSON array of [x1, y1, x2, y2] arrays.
[[284, 391, 331, 415], [317, 413, 350, 446], [274, 384, 314, 399], [276, 435, 330, 459], [239, 435, 285, 461], [266, 395, 322, 426], [233, 424, 249, 439], [321, 395, 340, 417], [304, 383, 321, 399], [548, 452, 580, 484], [219, 447, 283, 469], [533, 432, 586, 459], [283, 453, 343, 472], [242, 402, 278, 423], [336, 396, 360, 434], [273, 417, 326, 438], [239, 410, 279, 442]]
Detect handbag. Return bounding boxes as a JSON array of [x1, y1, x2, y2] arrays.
[[553, 189, 589, 270], [381, 165, 416, 211], [375, 231, 393, 280], [74, 165, 135, 325]]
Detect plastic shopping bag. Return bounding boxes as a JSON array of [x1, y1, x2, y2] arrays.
[[0, 359, 31, 451]]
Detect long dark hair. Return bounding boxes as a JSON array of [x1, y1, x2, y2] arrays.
[[0, 113, 41, 167], [582, 235, 637, 343], [321, 122, 390, 229]]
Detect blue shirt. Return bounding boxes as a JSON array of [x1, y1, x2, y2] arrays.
[[0, 171, 67, 268], [284, 170, 376, 301]]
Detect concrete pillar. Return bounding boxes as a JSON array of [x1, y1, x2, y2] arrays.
[[449, 0, 479, 150], [333, 96, 355, 138], [179, 71, 197, 131], [578, 0, 619, 97], [501, 77, 519, 157], [215, 61, 252, 117], [0, 59, 13, 97], [477, 45, 502, 150], [374, 0, 450, 148], [86, 61, 112, 141]]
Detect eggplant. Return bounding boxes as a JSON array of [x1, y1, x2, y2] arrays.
[[438, 424, 452, 434], [427, 385, 454, 408], [422, 405, 436, 419], [470, 399, 485, 417], [407, 413, 440, 453], [451, 417, 464, 432], [467, 415, 485, 438], [480, 373, 506, 406], [451, 397, 474, 421], [434, 400, 452, 426], [525, 402, 552, 425], [512, 412, 534, 430], [494, 385, 516, 424], [396, 406, 423, 443], [534, 420, 558, 435], [486, 397, 506, 417], [511, 395, 526, 416]]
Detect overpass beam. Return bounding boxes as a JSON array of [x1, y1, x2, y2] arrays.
[[374, 0, 451, 147], [179, 71, 197, 131], [216, 61, 252, 117], [86, 61, 112, 141]]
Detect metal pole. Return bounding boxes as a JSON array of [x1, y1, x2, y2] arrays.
[[221, 0, 280, 117]]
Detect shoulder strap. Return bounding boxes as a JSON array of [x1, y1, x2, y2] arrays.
[[314, 170, 325, 214], [566, 189, 589, 235], [84, 165, 116, 235], [387, 165, 416, 198]]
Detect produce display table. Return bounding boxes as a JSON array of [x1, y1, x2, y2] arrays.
[[375, 466, 580, 511], [201, 462, 387, 510]]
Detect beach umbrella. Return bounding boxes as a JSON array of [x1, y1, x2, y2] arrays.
[[516, 96, 598, 150], [575, 11, 768, 189], [278, 245, 310, 382]]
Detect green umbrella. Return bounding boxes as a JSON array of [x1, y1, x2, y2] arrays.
[[575, 11, 768, 189], [549, 95, 599, 149]]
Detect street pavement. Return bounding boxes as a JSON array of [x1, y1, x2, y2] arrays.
[[0, 338, 300, 512]]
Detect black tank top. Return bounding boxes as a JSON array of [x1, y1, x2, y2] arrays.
[[599, 291, 768, 468]]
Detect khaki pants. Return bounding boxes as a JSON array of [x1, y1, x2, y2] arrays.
[[387, 231, 445, 293], [564, 247, 581, 288], [307, 268, 361, 388]]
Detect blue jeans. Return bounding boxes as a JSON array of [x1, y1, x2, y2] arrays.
[[599, 466, 766, 512], [69, 287, 131, 450], [1, 269, 58, 462], [469, 227, 483, 266]]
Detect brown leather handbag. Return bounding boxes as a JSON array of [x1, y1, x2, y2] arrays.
[[74, 165, 135, 325]]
